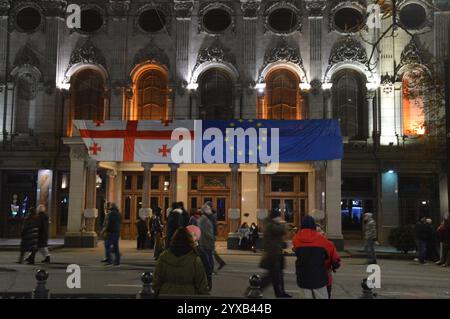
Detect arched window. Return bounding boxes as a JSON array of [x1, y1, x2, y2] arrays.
[[136, 68, 168, 120], [332, 70, 365, 139], [69, 69, 105, 136], [265, 69, 301, 119], [402, 68, 427, 136], [199, 69, 233, 120], [15, 72, 38, 134]]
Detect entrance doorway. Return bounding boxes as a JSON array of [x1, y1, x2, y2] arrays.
[[121, 172, 170, 239], [188, 173, 238, 240]]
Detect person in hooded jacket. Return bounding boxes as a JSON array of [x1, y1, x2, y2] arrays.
[[166, 202, 190, 248], [153, 227, 209, 296], [18, 207, 39, 264], [257, 209, 291, 298], [203, 201, 227, 270], [197, 204, 216, 289], [292, 215, 336, 299]]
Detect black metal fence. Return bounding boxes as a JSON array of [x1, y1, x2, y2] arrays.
[[0, 269, 264, 300]]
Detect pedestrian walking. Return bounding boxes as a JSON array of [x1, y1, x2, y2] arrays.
[[151, 207, 164, 260], [166, 202, 190, 248], [425, 219, 439, 262], [36, 204, 51, 263], [186, 225, 213, 291], [153, 227, 209, 296], [249, 223, 259, 253], [414, 217, 428, 264], [203, 201, 226, 270], [136, 216, 148, 250], [188, 208, 201, 226], [293, 215, 339, 299], [364, 213, 377, 264], [18, 207, 39, 265], [257, 209, 291, 298], [437, 217, 450, 267], [100, 202, 122, 266], [197, 204, 216, 289]]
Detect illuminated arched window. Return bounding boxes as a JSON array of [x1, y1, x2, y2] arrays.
[[69, 69, 105, 135], [265, 69, 301, 120], [402, 68, 427, 136], [199, 69, 233, 120], [136, 68, 168, 120], [332, 70, 365, 139]]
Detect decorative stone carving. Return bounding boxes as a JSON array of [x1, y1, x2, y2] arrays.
[[198, 1, 235, 34], [134, 3, 171, 34], [42, 0, 67, 18], [70, 145, 87, 162], [264, 0, 302, 35], [194, 39, 235, 70], [397, 37, 431, 74], [328, 37, 368, 65], [14, 45, 40, 68], [0, 0, 10, 16], [17, 73, 38, 100], [107, 0, 130, 18], [310, 79, 322, 95], [305, 0, 326, 16], [328, 0, 366, 33], [67, 39, 107, 70], [381, 73, 394, 94], [9, 2, 44, 32], [174, 0, 194, 20], [241, 0, 260, 19], [133, 40, 170, 68]]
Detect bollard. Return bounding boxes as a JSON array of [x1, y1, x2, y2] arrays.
[[139, 272, 154, 299], [246, 274, 263, 299], [33, 269, 49, 299], [359, 278, 376, 299]]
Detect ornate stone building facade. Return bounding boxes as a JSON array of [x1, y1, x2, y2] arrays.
[[0, 0, 449, 248]]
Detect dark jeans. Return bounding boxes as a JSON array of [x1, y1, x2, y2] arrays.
[[213, 250, 225, 266], [366, 239, 377, 263], [260, 261, 286, 297], [153, 232, 163, 259], [137, 234, 146, 249], [106, 233, 121, 265], [417, 240, 426, 263], [204, 249, 214, 290], [442, 244, 450, 264]]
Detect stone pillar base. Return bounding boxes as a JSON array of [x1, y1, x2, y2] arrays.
[[64, 232, 98, 248], [228, 208, 240, 234]]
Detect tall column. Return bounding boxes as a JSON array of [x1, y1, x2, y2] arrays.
[[106, 170, 117, 204], [367, 89, 376, 141], [84, 159, 98, 236], [228, 164, 241, 236], [325, 160, 343, 250], [169, 164, 179, 203], [380, 170, 399, 244], [139, 163, 153, 219], [256, 164, 268, 231], [65, 145, 89, 247], [0, 1, 10, 84], [323, 88, 333, 119]]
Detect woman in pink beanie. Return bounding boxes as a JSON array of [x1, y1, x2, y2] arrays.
[[186, 225, 213, 290]]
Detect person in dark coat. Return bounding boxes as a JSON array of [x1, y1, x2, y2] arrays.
[[415, 217, 429, 264], [151, 207, 164, 260], [256, 209, 291, 298], [203, 201, 226, 270], [292, 215, 338, 299], [36, 204, 50, 263], [18, 207, 39, 264], [437, 217, 450, 266], [166, 202, 190, 248], [100, 202, 122, 266], [249, 223, 259, 253], [188, 208, 201, 226], [136, 216, 148, 250], [425, 219, 439, 262]]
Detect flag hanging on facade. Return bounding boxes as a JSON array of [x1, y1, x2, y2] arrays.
[[74, 119, 343, 164]]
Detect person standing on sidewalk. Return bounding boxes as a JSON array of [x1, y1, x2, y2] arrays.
[[151, 207, 164, 260], [414, 217, 428, 264], [204, 201, 226, 270], [257, 209, 291, 298], [437, 217, 450, 266], [364, 213, 377, 264], [198, 204, 216, 290], [18, 207, 39, 265], [101, 203, 122, 266], [36, 204, 51, 263], [136, 215, 148, 250]]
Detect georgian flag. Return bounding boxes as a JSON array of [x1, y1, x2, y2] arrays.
[[74, 120, 195, 163]]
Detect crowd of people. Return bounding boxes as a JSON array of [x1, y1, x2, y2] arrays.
[[414, 216, 450, 266]]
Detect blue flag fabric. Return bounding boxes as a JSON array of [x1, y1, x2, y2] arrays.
[[199, 119, 343, 164]]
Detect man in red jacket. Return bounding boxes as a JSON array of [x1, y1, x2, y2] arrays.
[[292, 215, 340, 299]]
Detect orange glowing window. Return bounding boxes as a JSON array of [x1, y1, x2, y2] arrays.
[[402, 69, 426, 136], [265, 69, 301, 120], [137, 68, 168, 120]]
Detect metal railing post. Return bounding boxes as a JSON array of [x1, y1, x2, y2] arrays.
[[139, 272, 154, 299], [246, 274, 263, 299], [33, 269, 49, 299]]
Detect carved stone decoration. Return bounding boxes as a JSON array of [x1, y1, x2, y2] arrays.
[[328, 36, 368, 65], [67, 39, 107, 70], [310, 79, 322, 95], [381, 73, 394, 94], [107, 0, 130, 18], [174, 0, 194, 20], [264, 0, 302, 35], [241, 0, 261, 19], [0, 0, 11, 16], [198, 1, 235, 34], [305, 0, 326, 16], [17, 73, 38, 100], [42, 0, 67, 18], [14, 45, 40, 68], [328, 0, 366, 33], [396, 37, 431, 76], [133, 40, 170, 68], [194, 39, 235, 70], [70, 145, 88, 162], [9, 2, 44, 33], [259, 38, 304, 82], [134, 3, 171, 34]]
